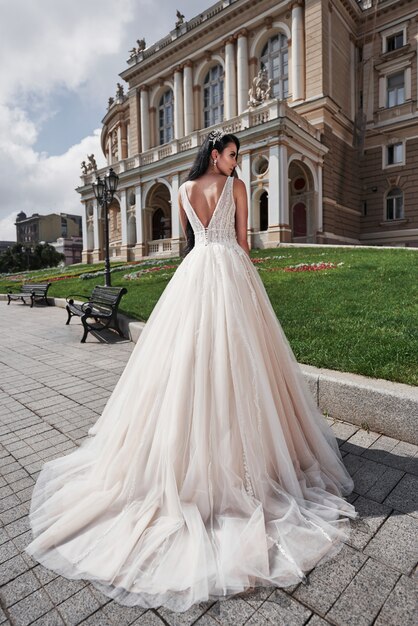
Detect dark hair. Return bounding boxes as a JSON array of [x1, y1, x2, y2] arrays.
[[181, 132, 240, 257]]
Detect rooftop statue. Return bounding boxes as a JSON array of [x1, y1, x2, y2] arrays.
[[136, 38, 146, 52], [87, 154, 98, 172], [175, 10, 185, 28]]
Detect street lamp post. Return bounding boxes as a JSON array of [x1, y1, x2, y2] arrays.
[[92, 168, 119, 287]]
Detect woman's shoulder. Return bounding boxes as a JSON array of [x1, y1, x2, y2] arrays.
[[232, 177, 246, 193]]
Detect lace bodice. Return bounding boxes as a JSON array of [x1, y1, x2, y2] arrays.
[[179, 176, 238, 247]]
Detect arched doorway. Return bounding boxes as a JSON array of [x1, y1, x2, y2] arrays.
[[260, 191, 269, 231], [152, 208, 167, 239], [292, 202, 307, 237], [289, 161, 315, 242], [145, 182, 172, 255]]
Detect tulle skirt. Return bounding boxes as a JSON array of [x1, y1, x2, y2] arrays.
[[26, 241, 358, 612]]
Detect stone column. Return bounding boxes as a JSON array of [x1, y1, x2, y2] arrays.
[[291, 0, 305, 102], [93, 202, 101, 262], [174, 67, 184, 139], [140, 87, 150, 152], [317, 162, 323, 238], [237, 30, 249, 114], [278, 144, 291, 242], [117, 125, 123, 160], [121, 123, 128, 159], [120, 191, 128, 262], [239, 152, 252, 248], [225, 37, 237, 119], [134, 185, 145, 258], [268, 144, 280, 229], [183, 61, 194, 135], [193, 85, 202, 129], [81, 204, 88, 262], [128, 88, 140, 156], [170, 174, 182, 256]]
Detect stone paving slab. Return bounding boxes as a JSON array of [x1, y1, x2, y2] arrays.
[[0, 303, 417, 626]]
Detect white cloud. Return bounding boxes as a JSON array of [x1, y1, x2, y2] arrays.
[[0, 126, 105, 240], [0, 0, 211, 242]]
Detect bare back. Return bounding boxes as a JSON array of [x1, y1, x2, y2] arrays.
[[184, 175, 230, 229]]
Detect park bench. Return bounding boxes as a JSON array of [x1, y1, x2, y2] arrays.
[[65, 285, 128, 343], [7, 283, 51, 308]]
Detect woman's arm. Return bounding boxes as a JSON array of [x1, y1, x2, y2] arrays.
[[233, 178, 250, 256], [178, 190, 188, 238]]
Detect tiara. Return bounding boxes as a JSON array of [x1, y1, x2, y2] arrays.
[[208, 129, 226, 146]]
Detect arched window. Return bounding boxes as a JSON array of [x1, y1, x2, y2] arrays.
[[260, 34, 288, 100], [158, 90, 174, 145], [386, 188, 404, 220], [203, 65, 224, 128]]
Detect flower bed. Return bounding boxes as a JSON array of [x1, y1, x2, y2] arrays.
[[124, 265, 178, 280]]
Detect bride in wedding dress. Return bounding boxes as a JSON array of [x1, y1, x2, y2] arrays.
[[26, 130, 358, 613]]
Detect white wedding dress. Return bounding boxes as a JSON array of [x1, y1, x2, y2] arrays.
[[27, 175, 358, 613]]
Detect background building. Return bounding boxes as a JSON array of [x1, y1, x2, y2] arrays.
[[77, 0, 418, 264], [51, 237, 83, 265], [15, 212, 82, 245], [15, 212, 83, 266]]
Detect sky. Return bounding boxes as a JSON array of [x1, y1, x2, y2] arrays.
[[0, 0, 211, 241]]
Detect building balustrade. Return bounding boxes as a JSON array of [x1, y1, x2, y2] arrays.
[[81, 100, 319, 186], [148, 239, 173, 256]]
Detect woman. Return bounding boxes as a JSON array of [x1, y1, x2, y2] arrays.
[[26, 130, 358, 613]]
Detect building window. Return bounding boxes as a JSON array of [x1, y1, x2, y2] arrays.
[[260, 34, 288, 100], [387, 71, 405, 107], [61, 217, 67, 237], [386, 188, 404, 220], [386, 143, 403, 166], [203, 65, 224, 128], [386, 31, 404, 52], [158, 90, 174, 145]]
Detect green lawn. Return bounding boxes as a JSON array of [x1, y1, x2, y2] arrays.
[[1, 246, 417, 386]]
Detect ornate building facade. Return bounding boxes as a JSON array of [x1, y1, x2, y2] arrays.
[[77, 0, 418, 263]]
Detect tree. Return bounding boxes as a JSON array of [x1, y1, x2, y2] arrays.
[[0, 243, 65, 273]]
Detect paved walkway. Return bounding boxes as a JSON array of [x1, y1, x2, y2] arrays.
[[0, 303, 416, 626]]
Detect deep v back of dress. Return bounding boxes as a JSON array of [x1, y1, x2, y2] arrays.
[[180, 176, 238, 247], [27, 170, 358, 612]]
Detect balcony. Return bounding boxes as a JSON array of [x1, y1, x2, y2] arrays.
[[81, 100, 320, 186]]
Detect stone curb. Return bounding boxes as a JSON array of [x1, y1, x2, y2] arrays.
[[1, 294, 417, 445]]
